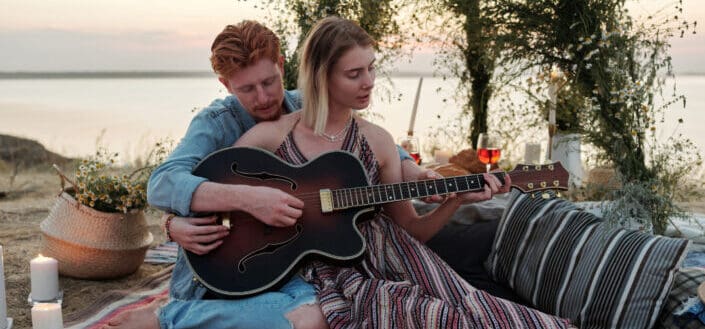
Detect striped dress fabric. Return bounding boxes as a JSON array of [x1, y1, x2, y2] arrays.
[[275, 118, 574, 329], [486, 190, 690, 329]]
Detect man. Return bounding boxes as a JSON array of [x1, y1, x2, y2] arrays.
[[104, 20, 507, 329]]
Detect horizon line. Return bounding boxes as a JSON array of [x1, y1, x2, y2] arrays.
[[0, 70, 703, 79]]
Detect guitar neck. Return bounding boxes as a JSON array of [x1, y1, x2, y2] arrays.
[[320, 172, 505, 213]]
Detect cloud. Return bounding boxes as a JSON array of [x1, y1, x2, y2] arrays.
[[0, 28, 212, 71]]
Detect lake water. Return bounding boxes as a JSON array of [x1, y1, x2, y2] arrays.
[[1, 74, 703, 166]]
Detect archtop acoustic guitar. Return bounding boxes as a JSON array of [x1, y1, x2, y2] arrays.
[[185, 146, 569, 297]]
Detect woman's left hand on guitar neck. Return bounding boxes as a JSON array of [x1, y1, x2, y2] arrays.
[[401, 159, 511, 204]]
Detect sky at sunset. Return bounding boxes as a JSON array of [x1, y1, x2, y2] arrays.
[[1, 0, 703, 73]]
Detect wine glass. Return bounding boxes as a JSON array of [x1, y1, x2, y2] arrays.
[[476, 132, 501, 172], [399, 135, 421, 165]]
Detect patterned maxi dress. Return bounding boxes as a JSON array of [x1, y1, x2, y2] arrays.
[[275, 118, 574, 329]]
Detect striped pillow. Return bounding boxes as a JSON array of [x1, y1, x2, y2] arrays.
[[485, 190, 689, 329]]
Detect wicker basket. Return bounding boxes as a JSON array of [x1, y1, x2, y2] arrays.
[[40, 166, 153, 279]]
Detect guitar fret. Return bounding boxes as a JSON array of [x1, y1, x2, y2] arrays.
[[457, 176, 469, 191], [359, 187, 367, 205], [435, 179, 448, 195], [467, 175, 481, 190], [386, 185, 395, 201], [445, 177, 458, 193], [353, 187, 359, 206], [425, 180, 435, 197], [394, 184, 403, 201]]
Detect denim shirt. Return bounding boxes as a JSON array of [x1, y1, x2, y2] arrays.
[[148, 90, 302, 300], [147, 89, 411, 300]]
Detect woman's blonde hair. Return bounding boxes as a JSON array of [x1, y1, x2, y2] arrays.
[[298, 16, 375, 135]]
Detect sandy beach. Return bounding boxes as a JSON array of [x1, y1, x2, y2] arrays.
[[0, 166, 169, 328]]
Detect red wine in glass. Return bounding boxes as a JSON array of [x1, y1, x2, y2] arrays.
[[400, 135, 421, 165], [477, 148, 501, 166], [477, 133, 501, 172]]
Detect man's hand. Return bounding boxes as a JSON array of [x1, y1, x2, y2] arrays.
[[167, 215, 229, 255], [243, 186, 304, 227]]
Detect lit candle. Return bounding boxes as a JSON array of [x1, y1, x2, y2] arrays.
[[0, 246, 7, 329], [30, 255, 59, 301], [31, 303, 62, 329], [434, 149, 453, 164]]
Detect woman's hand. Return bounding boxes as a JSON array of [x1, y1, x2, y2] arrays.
[[166, 214, 229, 255], [452, 172, 511, 203]]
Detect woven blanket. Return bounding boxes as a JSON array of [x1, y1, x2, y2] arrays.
[[144, 241, 178, 264], [64, 265, 173, 329]]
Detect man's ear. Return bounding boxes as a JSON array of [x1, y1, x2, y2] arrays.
[[218, 76, 232, 94]]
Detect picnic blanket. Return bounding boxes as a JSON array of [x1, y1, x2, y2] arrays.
[[61, 227, 705, 328], [63, 265, 173, 328]]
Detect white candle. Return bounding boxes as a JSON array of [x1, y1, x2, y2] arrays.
[[30, 255, 59, 301], [434, 149, 453, 164], [0, 246, 7, 329], [548, 67, 562, 126], [524, 143, 541, 164], [31, 303, 63, 329], [407, 77, 423, 135]]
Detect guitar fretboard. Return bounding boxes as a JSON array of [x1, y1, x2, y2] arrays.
[[330, 172, 505, 210]]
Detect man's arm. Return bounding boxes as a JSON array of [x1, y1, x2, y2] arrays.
[[147, 110, 228, 216]]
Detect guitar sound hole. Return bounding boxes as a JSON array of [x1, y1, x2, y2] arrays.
[[237, 224, 304, 273]]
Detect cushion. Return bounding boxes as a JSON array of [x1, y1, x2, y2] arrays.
[[657, 267, 705, 328], [485, 190, 689, 329]]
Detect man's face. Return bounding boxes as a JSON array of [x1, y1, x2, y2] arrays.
[[219, 57, 286, 122]]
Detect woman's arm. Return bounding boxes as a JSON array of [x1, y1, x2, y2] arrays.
[[363, 124, 463, 242]]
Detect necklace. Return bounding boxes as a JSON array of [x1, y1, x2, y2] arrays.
[[320, 116, 353, 143]]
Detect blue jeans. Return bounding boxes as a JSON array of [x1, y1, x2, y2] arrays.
[[157, 274, 317, 329]]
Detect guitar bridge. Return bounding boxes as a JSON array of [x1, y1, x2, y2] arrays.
[[320, 189, 333, 213]]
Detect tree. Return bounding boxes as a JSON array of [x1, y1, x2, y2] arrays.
[[256, 0, 407, 90], [421, 0, 502, 148], [490, 0, 699, 233]]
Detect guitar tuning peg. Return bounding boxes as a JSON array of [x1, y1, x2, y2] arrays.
[[530, 192, 536, 199], [556, 191, 562, 198], [541, 192, 550, 199]]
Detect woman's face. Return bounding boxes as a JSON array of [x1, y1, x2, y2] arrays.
[[328, 45, 376, 111]]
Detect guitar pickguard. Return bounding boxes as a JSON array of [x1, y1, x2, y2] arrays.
[[237, 223, 303, 273], [231, 162, 298, 190]]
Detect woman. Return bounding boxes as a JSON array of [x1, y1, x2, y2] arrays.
[[236, 16, 573, 328]]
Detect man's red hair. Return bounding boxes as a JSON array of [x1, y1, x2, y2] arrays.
[[210, 21, 281, 78]]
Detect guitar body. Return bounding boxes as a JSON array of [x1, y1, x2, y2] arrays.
[[186, 147, 374, 297]]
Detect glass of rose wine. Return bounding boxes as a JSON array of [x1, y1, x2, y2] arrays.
[[477, 132, 501, 172], [399, 135, 422, 165]]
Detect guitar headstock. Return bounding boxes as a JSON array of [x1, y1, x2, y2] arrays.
[[507, 162, 569, 194]]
